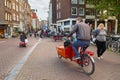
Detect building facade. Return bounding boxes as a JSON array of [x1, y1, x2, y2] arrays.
[[49, 0, 57, 25], [0, 0, 32, 38], [19, 0, 32, 33], [49, 0, 118, 34], [0, 0, 12, 38], [11, 0, 20, 35], [31, 10, 40, 31], [49, 0, 97, 32]]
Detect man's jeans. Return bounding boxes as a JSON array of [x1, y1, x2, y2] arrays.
[[72, 40, 90, 57]]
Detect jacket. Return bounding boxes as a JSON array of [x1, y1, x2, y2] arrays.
[[68, 22, 91, 41]]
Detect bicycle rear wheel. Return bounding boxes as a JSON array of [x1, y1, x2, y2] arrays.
[[80, 54, 95, 75], [111, 41, 119, 52]]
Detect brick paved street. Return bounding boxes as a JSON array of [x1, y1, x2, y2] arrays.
[[12, 38, 120, 80], [0, 37, 39, 80]]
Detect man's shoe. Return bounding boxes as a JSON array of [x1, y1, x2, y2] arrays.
[[97, 57, 100, 60], [100, 56, 103, 59], [72, 56, 80, 60]]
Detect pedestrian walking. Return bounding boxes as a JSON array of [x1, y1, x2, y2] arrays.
[[29, 31, 32, 37], [34, 30, 37, 38], [92, 23, 107, 60], [40, 29, 44, 38]]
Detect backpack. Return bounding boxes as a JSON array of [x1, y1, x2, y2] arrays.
[[64, 40, 71, 48]]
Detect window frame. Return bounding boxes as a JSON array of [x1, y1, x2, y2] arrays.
[[71, 0, 78, 4], [79, 8, 84, 16], [71, 7, 77, 15]]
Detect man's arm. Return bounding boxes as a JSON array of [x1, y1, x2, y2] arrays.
[[68, 24, 78, 37]]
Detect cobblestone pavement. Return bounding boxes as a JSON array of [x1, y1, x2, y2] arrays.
[[14, 38, 120, 80], [0, 37, 39, 80]]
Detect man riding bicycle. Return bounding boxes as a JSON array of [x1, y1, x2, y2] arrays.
[[68, 17, 91, 60]]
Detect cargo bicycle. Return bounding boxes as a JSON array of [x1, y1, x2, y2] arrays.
[[56, 39, 95, 75]]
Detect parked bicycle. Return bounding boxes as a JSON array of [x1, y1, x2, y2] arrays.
[[110, 38, 120, 52], [106, 34, 120, 52]]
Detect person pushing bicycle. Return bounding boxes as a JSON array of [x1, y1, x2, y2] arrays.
[[68, 17, 91, 60]]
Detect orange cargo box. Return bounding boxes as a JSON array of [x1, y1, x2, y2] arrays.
[[56, 46, 75, 59], [56, 46, 67, 58]]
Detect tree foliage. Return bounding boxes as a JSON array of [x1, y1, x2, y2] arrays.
[[87, 0, 120, 19]]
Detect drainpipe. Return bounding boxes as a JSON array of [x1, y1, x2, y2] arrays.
[[115, 19, 118, 34], [94, 19, 98, 29], [104, 19, 108, 30]]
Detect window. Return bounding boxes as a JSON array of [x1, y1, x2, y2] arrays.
[[10, 15, 12, 21], [71, 0, 77, 4], [7, 1, 9, 8], [64, 21, 70, 26], [13, 3, 15, 10], [72, 21, 76, 25], [57, 12, 59, 19], [71, 7, 77, 15], [5, 13, 7, 20], [9, 2, 12, 9], [79, 8, 84, 15], [17, 15, 19, 21], [79, 0, 85, 4], [59, 12, 61, 18], [57, 2, 61, 10], [13, 13, 16, 20], [16, 5, 19, 12], [7, 14, 10, 21], [57, 3, 59, 10], [5, 0, 7, 6], [59, 2, 61, 9]]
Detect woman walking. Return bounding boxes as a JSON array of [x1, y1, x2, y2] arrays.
[[93, 23, 107, 60]]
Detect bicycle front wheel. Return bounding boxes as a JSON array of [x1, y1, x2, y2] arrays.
[[80, 54, 95, 75]]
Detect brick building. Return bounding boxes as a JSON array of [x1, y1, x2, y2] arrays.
[[49, 0, 96, 32], [0, 0, 12, 38], [31, 10, 40, 31], [49, 0, 118, 34], [0, 0, 32, 38], [11, 0, 20, 35], [20, 0, 32, 32]]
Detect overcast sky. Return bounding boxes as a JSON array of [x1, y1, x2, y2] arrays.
[[28, 0, 50, 20]]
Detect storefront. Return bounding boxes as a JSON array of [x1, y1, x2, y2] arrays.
[[57, 18, 119, 35], [0, 24, 7, 38], [0, 23, 13, 38]]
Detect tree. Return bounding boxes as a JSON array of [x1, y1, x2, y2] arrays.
[[87, 0, 120, 19]]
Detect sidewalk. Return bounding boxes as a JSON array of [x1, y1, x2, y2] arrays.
[[8, 38, 120, 80]]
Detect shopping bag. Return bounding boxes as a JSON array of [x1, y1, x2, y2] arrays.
[[25, 39, 28, 43]]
